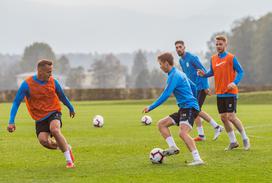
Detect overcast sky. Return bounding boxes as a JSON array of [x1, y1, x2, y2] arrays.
[[1, 0, 271, 54]]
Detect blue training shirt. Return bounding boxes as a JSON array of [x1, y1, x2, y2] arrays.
[[148, 67, 199, 111], [179, 52, 209, 91], [9, 75, 74, 124], [204, 51, 244, 98]]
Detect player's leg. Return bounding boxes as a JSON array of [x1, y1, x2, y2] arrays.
[[228, 112, 250, 150], [158, 116, 180, 156], [179, 118, 204, 165], [199, 111, 224, 140], [195, 90, 223, 140], [50, 119, 74, 168], [217, 97, 239, 150], [193, 116, 206, 141], [37, 132, 58, 149]]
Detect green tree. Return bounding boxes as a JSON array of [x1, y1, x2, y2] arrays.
[[20, 42, 56, 72], [134, 68, 150, 88], [91, 54, 127, 88], [149, 69, 165, 88], [55, 55, 71, 75], [131, 50, 149, 88], [66, 66, 85, 89]]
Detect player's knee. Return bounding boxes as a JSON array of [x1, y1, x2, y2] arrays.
[[220, 115, 228, 122], [157, 120, 165, 129], [50, 127, 61, 136], [39, 138, 49, 146], [179, 130, 187, 139], [228, 114, 236, 122]]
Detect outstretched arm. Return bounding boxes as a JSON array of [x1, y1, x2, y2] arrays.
[[144, 75, 177, 112], [8, 81, 29, 132]]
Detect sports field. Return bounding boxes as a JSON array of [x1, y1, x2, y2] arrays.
[[0, 92, 272, 183]]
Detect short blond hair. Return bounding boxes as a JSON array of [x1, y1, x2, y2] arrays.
[[37, 59, 53, 68], [215, 35, 228, 43]]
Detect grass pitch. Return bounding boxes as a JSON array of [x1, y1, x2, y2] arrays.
[[0, 92, 272, 183]]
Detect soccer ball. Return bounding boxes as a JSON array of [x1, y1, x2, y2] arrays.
[[141, 115, 152, 125], [149, 148, 164, 164], [93, 115, 104, 127]]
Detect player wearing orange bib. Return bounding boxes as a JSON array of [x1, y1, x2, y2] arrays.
[[198, 35, 250, 151], [7, 60, 76, 168]]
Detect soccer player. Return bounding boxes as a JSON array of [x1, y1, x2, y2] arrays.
[[175, 40, 224, 141], [197, 35, 250, 150], [143, 52, 204, 166], [7, 59, 76, 168]]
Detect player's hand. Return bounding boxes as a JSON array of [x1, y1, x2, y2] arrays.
[[204, 89, 212, 96], [70, 111, 75, 118], [7, 124, 16, 133], [227, 82, 236, 90], [197, 69, 205, 77], [142, 107, 150, 113]]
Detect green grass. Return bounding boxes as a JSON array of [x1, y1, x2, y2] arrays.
[[0, 92, 272, 182]]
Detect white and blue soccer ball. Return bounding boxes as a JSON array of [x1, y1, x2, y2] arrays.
[[149, 148, 164, 164], [141, 115, 152, 125], [93, 115, 104, 127]]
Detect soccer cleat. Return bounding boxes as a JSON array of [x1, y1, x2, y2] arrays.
[[194, 136, 206, 142], [213, 125, 224, 140], [187, 159, 205, 166], [162, 146, 180, 156], [224, 142, 239, 151], [68, 145, 75, 163], [243, 138, 250, 151], [66, 161, 75, 168]]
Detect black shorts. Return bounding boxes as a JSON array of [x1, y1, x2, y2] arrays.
[[197, 90, 207, 109], [35, 112, 62, 136], [217, 97, 237, 114], [169, 108, 199, 128]]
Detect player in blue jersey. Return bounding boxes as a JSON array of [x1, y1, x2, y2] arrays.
[[143, 52, 204, 166], [175, 40, 224, 141]]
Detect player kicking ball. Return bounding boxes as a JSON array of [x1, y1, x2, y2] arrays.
[[143, 53, 204, 166], [7, 59, 76, 168]]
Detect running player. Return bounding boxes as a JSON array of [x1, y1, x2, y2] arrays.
[[175, 40, 224, 141], [198, 35, 250, 150], [7, 59, 76, 168]]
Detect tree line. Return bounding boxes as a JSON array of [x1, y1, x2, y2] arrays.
[[206, 13, 272, 85]]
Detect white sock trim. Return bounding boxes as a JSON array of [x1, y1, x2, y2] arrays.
[[64, 150, 72, 162], [165, 136, 177, 148], [192, 149, 201, 161], [228, 131, 237, 143], [209, 119, 219, 128]]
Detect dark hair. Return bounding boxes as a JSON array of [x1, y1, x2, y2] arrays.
[[37, 59, 53, 68], [158, 52, 174, 66], [174, 40, 184, 46]]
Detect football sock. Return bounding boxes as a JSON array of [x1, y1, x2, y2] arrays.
[[197, 127, 205, 137], [240, 129, 248, 140], [228, 131, 237, 143], [64, 150, 72, 163], [209, 119, 219, 128], [165, 136, 177, 148], [192, 150, 201, 161]]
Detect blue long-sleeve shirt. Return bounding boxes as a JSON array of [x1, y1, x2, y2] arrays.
[[9, 75, 74, 124], [148, 67, 199, 111], [179, 52, 209, 91], [204, 52, 244, 97]]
